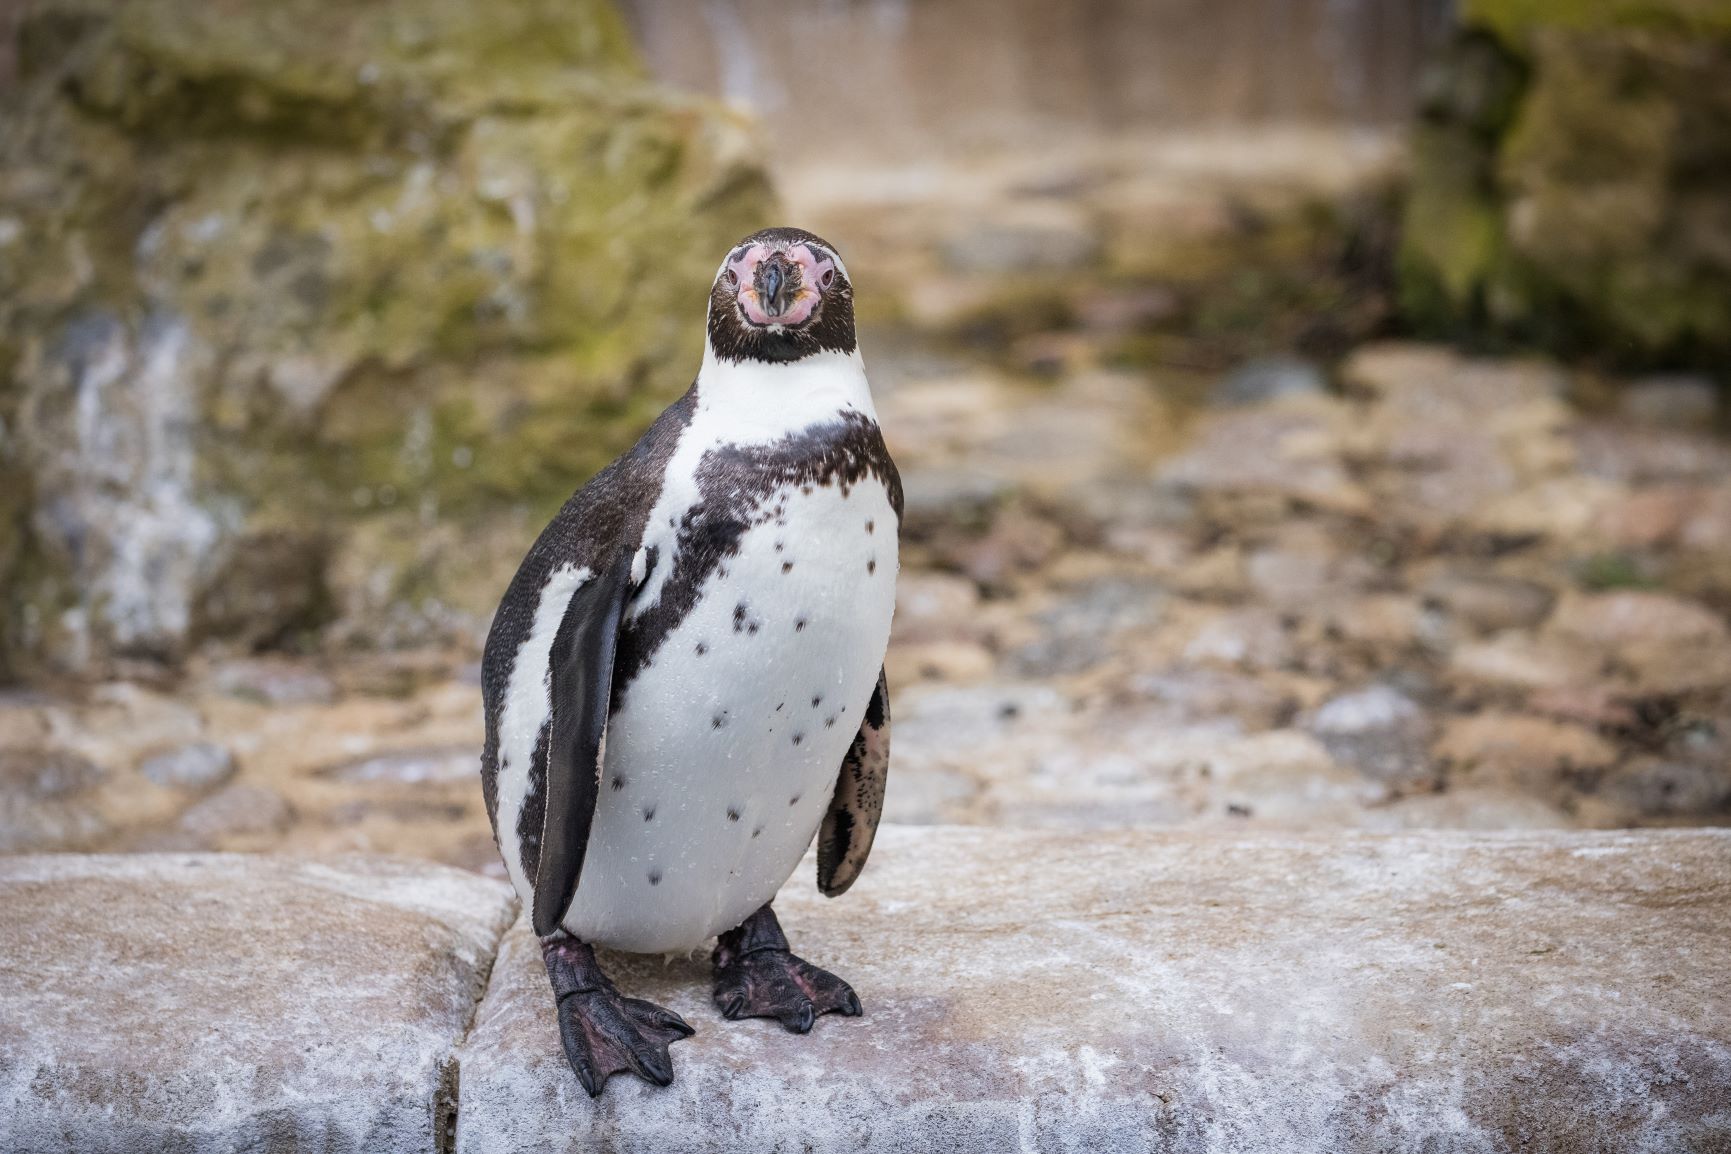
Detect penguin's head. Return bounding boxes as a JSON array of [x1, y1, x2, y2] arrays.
[[707, 227, 855, 364]]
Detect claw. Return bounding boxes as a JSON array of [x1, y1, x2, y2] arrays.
[[784, 1002, 816, 1035]]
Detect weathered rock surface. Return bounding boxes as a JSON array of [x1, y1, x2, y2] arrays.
[[0, 853, 515, 1154], [0, 0, 771, 675], [1401, 0, 1731, 365], [456, 825, 1731, 1153]]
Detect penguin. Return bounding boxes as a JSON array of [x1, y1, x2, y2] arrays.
[[479, 227, 898, 1097]]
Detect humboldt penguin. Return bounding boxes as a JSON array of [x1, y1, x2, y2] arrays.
[[479, 227, 897, 1096]]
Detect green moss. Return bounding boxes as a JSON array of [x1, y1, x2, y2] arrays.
[[1465, 0, 1731, 43], [0, 0, 775, 673], [1399, 5, 1731, 367], [1399, 126, 1505, 327], [1574, 552, 1660, 591]]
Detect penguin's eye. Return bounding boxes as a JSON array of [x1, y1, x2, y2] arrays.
[[724, 269, 739, 288], [820, 268, 836, 289]]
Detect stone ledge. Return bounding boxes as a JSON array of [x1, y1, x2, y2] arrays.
[[458, 827, 1731, 1153], [2, 832, 1728, 1153], [0, 854, 516, 1154]]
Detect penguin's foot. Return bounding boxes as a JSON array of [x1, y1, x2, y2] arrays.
[[543, 935, 694, 1097], [711, 903, 862, 1034]]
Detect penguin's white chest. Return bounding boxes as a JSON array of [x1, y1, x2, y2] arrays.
[[561, 475, 898, 952]]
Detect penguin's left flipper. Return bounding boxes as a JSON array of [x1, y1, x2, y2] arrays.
[[712, 903, 861, 1034], [532, 550, 640, 938], [816, 667, 891, 897]]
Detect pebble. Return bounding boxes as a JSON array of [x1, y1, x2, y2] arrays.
[[1310, 686, 1434, 785], [210, 659, 338, 705], [317, 746, 476, 785], [940, 204, 1100, 273], [1211, 356, 1326, 407], [177, 784, 293, 842], [1617, 375, 1718, 429], [1422, 573, 1556, 633], [0, 748, 110, 852], [1599, 757, 1731, 818], [1547, 590, 1729, 648], [138, 742, 237, 791], [1434, 713, 1619, 792]]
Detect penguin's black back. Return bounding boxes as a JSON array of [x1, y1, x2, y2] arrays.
[[478, 388, 695, 830]]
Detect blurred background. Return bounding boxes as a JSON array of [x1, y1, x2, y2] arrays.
[[2, 0, 1729, 872]]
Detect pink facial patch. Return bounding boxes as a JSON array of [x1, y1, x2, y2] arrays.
[[731, 243, 836, 327]]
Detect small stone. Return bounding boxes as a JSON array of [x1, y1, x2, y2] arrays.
[[1545, 591, 1731, 695], [210, 659, 338, 705], [1574, 421, 1731, 485], [941, 204, 1100, 273], [176, 783, 292, 843], [897, 470, 1013, 524], [1593, 485, 1696, 550], [1075, 285, 1180, 336], [1435, 713, 1618, 792], [0, 749, 109, 853], [948, 505, 1065, 588], [1599, 756, 1731, 819], [138, 742, 236, 792], [1128, 668, 1297, 731], [316, 745, 477, 785], [1469, 476, 1622, 540], [1182, 608, 1296, 672], [886, 641, 995, 686], [1159, 400, 1370, 515], [891, 572, 984, 645], [1422, 573, 1556, 633], [1525, 686, 1640, 730], [1310, 686, 1433, 785], [1363, 788, 1575, 831], [1449, 634, 1600, 691], [1680, 485, 1731, 552], [1245, 545, 1335, 607], [1211, 356, 1326, 407], [1325, 594, 1427, 648], [1617, 375, 1718, 429], [1547, 590, 1729, 648], [1009, 576, 1166, 678]]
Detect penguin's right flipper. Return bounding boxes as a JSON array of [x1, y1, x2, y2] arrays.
[[533, 551, 637, 938]]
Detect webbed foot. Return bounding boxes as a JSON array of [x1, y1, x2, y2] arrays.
[[543, 935, 694, 1097], [711, 903, 862, 1034]]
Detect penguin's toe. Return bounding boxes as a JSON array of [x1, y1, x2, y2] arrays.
[[555, 988, 693, 1097], [712, 949, 862, 1033]]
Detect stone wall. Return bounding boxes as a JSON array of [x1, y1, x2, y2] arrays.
[[1400, 0, 1731, 367], [0, 0, 772, 678]]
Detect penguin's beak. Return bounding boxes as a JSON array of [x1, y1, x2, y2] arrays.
[[756, 253, 794, 318]]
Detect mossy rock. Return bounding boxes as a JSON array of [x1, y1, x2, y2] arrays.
[[1400, 0, 1731, 367], [0, 0, 773, 676]]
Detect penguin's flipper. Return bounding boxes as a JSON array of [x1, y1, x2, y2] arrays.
[[533, 551, 636, 938], [816, 667, 890, 896]]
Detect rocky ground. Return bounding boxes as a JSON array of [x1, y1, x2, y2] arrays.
[[4, 325, 1728, 874], [3, 129, 1728, 871]]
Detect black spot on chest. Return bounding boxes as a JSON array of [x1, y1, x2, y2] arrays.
[[613, 411, 900, 707]]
